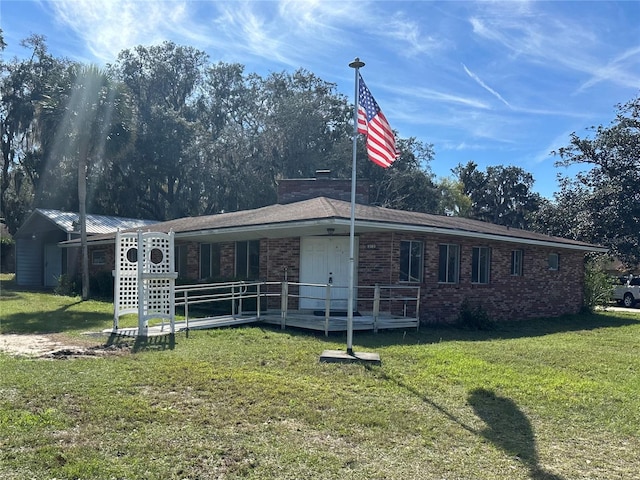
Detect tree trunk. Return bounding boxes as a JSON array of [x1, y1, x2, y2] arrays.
[[79, 156, 89, 300]]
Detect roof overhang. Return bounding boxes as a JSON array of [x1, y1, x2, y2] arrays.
[[62, 217, 608, 253], [352, 220, 608, 252]]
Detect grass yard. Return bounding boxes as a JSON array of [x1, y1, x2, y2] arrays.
[[1, 274, 639, 479]]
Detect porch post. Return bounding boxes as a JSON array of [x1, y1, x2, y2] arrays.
[[325, 283, 331, 337], [256, 282, 261, 319], [184, 290, 189, 331], [373, 284, 380, 334], [415, 286, 421, 332], [231, 283, 237, 317], [280, 281, 288, 329]]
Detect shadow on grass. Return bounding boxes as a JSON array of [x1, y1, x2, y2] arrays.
[[105, 332, 176, 352], [0, 290, 20, 298], [336, 312, 640, 349], [468, 388, 563, 480], [371, 368, 564, 480], [1, 305, 111, 334], [133, 333, 176, 352]]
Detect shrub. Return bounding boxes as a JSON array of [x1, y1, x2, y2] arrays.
[[455, 300, 495, 330], [54, 274, 79, 297], [583, 256, 613, 312], [90, 271, 115, 299]]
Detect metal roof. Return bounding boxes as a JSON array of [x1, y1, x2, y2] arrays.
[[17, 209, 158, 237]]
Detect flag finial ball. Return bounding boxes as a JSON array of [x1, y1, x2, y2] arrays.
[[349, 58, 365, 69]]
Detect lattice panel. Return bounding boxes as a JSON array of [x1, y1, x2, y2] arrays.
[[113, 230, 176, 335], [141, 278, 173, 318], [141, 232, 173, 275], [114, 232, 139, 316], [139, 232, 174, 320]]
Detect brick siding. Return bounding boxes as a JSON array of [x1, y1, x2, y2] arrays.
[[278, 178, 369, 205], [356, 232, 584, 323], [87, 231, 586, 324]]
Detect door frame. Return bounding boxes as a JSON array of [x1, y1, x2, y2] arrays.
[[298, 236, 358, 310], [44, 243, 62, 287]]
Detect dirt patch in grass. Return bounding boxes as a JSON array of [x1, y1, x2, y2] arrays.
[[0, 333, 130, 359]]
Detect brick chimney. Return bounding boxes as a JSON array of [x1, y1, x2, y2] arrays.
[[277, 170, 369, 205]]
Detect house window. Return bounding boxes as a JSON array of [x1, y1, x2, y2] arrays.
[[235, 240, 260, 279], [92, 250, 106, 266], [175, 245, 188, 278], [438, 244, 459, 283], [548, 253, 559, 271], [400, 240, 423, 282], [471, 247, 491, 284], [511, 249, 523, 276], [200, 243, 221, 280]]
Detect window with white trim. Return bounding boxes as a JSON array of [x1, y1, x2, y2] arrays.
[[200, 243, 221, 280], [471, 246, 491, 284], [400, 240, 423, 282], [235, 240, 260, 279], [511, 249, 523, 276], [174, 245, 188, 278], [92, 250, 106, 266], [438, 244, 460, 283]]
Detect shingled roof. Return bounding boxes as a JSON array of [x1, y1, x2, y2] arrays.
[[63, 197, 605, 252]]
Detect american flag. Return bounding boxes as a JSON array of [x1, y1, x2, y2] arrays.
[[357, 73, 399, 168]]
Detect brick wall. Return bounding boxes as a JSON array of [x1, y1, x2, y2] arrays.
[[220, 243, 235, 278], [262, 237, 300, 282], [262, 237, 300, 309], [278, 178, 369, 205], [88, 232, 587, 324], [85, 244, 115, 277], [184, 242, 200, 279], [356, 232, 585, 324]]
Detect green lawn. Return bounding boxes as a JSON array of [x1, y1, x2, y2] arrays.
[[1, 274, 639, 479]]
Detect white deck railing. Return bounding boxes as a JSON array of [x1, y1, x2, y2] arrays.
[[174, 280, 420, 334]]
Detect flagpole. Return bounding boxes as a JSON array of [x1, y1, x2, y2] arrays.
[[347, 58, 364, 356], [318, 60, 382, 365]]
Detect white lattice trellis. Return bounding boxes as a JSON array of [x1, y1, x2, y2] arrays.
[[113, 230, 177, 336]]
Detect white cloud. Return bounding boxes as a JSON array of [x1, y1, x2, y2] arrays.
[[392, 84, 490, 110], [532, 129, 575, 165], [209, 0, 364, 69], [383, 13, 440, 57], [577, 45, 640, 92], [462, 63, 512, 108], [277, 0, 362, 32], [48, 0, 205, 62], [468, 4, 638, 91], [212, 3, 296, 65]]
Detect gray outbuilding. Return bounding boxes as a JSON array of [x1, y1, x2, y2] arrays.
[[14, 209, 157, 287]]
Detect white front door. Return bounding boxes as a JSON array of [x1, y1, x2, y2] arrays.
[[299, 236, 358, 310], [44, 244, 62, 287]]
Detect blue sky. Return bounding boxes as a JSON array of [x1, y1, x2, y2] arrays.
[[2, 0, 639, 199]]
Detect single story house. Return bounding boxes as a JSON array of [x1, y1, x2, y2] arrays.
[[14, 209, 157, 287], [62, 173, 607, 324]]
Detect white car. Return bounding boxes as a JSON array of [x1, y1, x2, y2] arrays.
[[613, 275, 640, 308]]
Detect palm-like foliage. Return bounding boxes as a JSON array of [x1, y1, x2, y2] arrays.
[[39, 64, 135, 298]]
